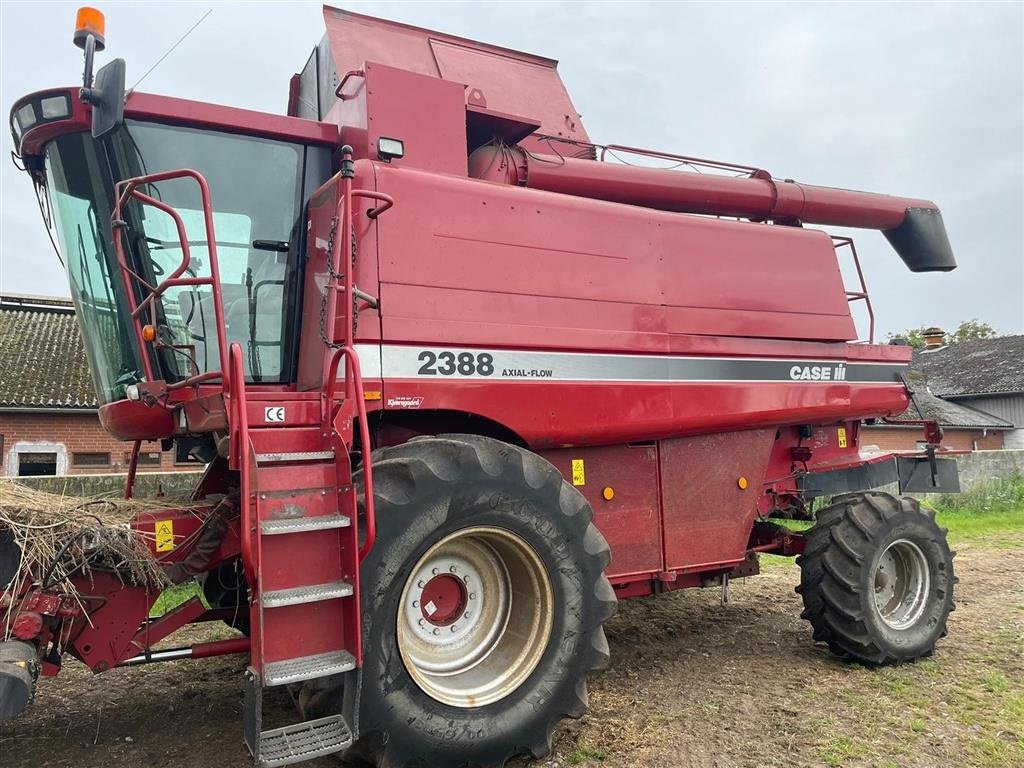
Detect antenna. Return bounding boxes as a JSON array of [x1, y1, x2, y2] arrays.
[[128, 8, 213, 94]]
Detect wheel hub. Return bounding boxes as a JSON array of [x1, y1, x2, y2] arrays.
[[397, 526, 554, 708], [873, 538, 930, 629], [420, 573, 468, 626]]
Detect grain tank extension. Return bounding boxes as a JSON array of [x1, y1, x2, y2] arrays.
[[4, 7, 959, 768]]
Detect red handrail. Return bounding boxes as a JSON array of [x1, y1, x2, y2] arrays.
[[324, 345, 376, 561], [319, 148, 381, 561], [228, 343, 256, 588], [111, 169, 230, 391]]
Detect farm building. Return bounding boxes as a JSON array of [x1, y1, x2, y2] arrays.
[[0, 293, 182, 476], [862, 331, 1023, 451]]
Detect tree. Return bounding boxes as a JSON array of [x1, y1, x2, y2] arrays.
[[949, 319, 999, 344], [887, 320, 1000, 348]]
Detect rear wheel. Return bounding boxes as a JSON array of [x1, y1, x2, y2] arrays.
[[797, 492, 955, 664], [303, 434, 616, 768]]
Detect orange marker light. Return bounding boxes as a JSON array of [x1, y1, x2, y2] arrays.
[[602, 486, 615, 501], [73, 7, 106, 50], [737, 476, 749, 490], [141, 324, 157, 343], [363, 390, 383, 401]]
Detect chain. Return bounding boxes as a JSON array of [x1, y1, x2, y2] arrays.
[[318, 216, 359, 349]]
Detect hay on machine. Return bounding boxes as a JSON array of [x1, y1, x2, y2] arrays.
[[0, 481, 201, 638]]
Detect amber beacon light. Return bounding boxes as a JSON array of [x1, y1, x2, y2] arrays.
[[73, 7, 106, 50]]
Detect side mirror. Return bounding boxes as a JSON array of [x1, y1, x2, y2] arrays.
[[88, 58, 126, 138]]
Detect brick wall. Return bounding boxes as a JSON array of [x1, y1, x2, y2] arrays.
[[0, 410, 183, 477], [862, 426, 1005, 453]]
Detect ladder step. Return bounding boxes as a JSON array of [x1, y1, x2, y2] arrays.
[[256, 450, 335, 464], [257, 714, 353, 768], [264, 650, 356, 687], [261, 514, 350, 535], [262, 581, 353, 608]]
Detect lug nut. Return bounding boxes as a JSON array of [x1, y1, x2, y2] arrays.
[[413, 600, 419, 608], [432, 628, 440, 636], [432, 568, 439, 575]]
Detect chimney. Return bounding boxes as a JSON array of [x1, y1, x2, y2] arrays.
[[922, 327, 946, 349]]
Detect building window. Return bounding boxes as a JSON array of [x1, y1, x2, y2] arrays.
[[126, 451, 163, 466], [17, 452, 58, 477], [73, 452, 111, 467]]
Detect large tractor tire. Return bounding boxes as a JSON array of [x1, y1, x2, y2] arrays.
[[304, 434, 616, 768], [797, 492, 955, 665]]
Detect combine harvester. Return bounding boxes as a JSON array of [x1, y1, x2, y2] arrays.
[[3, 6, 959, 767]]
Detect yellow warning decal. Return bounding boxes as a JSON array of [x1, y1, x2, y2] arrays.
[[154, 519, 175, 552], [837, 427, 848, 448], [571, 459, 586, 486]]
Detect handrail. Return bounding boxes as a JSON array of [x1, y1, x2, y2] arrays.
[[597, 142, 765, 177], [111, 168, 229, 391], [324, 345, 377, 562], [319, 147, 379, 561], [833, 237, 875, 343], [335, 69, 364, 100], [228, 342, 257, 589]]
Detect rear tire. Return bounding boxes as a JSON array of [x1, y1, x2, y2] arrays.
[[305, 434, 616, 768], [797, 492, 955, 664]]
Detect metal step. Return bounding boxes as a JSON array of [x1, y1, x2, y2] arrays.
[[262, 581, 353, 609], [263, 650, 356, 687], [257, 714, 353, 768], [256, 450, 335, 464], [261, 514, 350, 536]]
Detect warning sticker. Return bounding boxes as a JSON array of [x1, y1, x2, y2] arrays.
[[571, 459, 586, 486], [837, 427, 848, 448], [155, 520, 175, 552]]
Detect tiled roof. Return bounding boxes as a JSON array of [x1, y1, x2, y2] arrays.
[[912, 335, 1024, 397], [0, 295, 97, 409], [886, 382, 1013, 429]]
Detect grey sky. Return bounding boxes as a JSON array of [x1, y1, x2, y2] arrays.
[[1, 1, 1021, 338]]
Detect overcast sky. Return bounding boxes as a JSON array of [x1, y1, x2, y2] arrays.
[[1, 1, 1021, 338]]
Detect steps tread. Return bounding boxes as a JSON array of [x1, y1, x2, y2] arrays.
[[264, 650, 356, 687], [256, 450, 335, 464], [262, 581, 353, 608], [257, 714, 353, 767], [261, 514, 350, 535]]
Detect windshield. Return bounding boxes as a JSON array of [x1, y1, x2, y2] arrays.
[[44, 122, 330, 402]]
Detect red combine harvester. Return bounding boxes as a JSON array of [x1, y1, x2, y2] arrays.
[[3, 6, 960, 767]]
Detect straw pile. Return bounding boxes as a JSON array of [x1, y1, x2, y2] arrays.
[[0, 481, 182, 635]]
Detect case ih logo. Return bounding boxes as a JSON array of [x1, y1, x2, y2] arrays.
[[387, 396, 424, 409], [789, 364, 847, 381]]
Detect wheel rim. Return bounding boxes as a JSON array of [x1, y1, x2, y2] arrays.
[[397, 526, 554, 708], [873, 538, 931, 629]]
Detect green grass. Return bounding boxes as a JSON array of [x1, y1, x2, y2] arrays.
[[566, 744, 607, 765], [924, 475, 1024, 543]]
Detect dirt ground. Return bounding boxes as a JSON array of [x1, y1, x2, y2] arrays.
[[2, 538, 1021, 768]]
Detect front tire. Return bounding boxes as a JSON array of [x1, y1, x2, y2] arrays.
[[797, 492, 955, 664], [341, 434, 615, 767]]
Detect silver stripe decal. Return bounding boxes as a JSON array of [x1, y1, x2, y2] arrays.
[[352, 344, 906, 384]]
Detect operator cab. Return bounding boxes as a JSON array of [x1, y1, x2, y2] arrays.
[[11, 82, 335, 405]]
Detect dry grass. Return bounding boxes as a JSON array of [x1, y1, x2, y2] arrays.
[[0, 481, 191, 638]]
